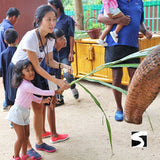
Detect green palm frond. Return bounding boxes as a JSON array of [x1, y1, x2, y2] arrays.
[[77, 82, 113, 154]]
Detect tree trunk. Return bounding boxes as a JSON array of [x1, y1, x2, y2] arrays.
[[74, 0, 84, 30]]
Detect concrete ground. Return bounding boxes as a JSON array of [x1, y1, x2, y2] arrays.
[[0, 77, 160, 160]]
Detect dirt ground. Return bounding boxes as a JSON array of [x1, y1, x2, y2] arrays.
[[0, 77, 160, 160]]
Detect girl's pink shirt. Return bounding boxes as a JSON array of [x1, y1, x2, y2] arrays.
[[102, 0, 118, 14], [14, 79, 55, 108]]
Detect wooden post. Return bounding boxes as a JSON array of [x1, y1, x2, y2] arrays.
[[74, 0, 84, 30]]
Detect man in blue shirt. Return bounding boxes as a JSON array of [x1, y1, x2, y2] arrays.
[[48, 0, 79, 106], [98, 0, 152, 121], [0, 8, 20, 53], [0, 7, 20, 110]]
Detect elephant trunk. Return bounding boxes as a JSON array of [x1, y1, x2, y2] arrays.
[[124, 45, 160, 124]]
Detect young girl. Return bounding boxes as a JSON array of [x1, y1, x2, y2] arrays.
[[97, 0, 125, 45], [6, 59, 63, 160]]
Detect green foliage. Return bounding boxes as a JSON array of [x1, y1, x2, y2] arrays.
[[62, 0, 74, 11], [87, 23, 105, 30], [74, 30, 89, 40]]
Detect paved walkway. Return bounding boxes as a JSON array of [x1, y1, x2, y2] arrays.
[[0, 78, 160, 160]]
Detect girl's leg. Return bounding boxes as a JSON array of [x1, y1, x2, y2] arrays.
[[31, 102, 44, 145], [21, 125, 30, 156], [12, 122, 25, 158], [112, 12, 124, 34], [99, 25, 113, 40]]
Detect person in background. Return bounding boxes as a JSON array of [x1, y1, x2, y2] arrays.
[[97, 0, 126, 46], [1, 28, 19, 112], [97, 0, 152, 121], [48, 0, 79, 107], [6, 59, 63, 160], [6, 5, 71, 159], [0, 7, 20, 110], [41, 28, 69, 141]]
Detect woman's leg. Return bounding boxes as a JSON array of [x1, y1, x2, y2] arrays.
[[47, 97, 69, 143], [12, 122, 25, 158], [42, 105, 47, 134], [47, 98, 58, 137]]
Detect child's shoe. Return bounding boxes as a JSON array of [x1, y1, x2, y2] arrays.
[[21, 154, 36, 160], [27, 148, 42, 159], [12, 156, 21, 160], [97, 39, 108, 46], [10, 122, 14, 129], [110, 31, 118, 43]]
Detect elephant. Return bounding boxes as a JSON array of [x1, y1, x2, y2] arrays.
[[124, 45, 160, 124]]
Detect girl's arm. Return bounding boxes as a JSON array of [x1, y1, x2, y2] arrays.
[[32, 96, 52, 104], [32, 96, 42, 104], [24, 81, 55, 96], [27, 50, 69, 90]]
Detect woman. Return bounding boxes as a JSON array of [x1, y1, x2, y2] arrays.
[[7, 4, 71, 159]]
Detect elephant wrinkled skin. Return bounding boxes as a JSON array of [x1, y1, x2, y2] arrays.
[[124, 45, 160, 124]]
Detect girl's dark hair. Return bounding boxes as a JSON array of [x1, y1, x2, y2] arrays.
[[54, 28, 64, 39], [33, 4, 57, 39], [12, 59, 32, 88], [48, 0, 65, 14], [4, 28, 18, 44]]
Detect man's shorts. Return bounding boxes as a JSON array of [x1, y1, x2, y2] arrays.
[[105, 45, 140, 68]]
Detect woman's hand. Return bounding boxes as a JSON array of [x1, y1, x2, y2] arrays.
[[57, 79, 70, 90], [62, 64, 73, 74]]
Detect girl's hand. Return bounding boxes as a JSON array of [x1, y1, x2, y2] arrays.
[[42, 97, 51, 104], [49, 95, 58, 110], [57, 79, 70, 90], [55, 88, 64, 95]]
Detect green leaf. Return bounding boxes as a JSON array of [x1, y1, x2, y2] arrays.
[[145, 111, 154, 133], [84, 78, 127, 95], [77, 82, 113, 153]]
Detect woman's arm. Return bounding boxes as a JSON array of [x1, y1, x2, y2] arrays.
[[46, 51, 73, 74], [27, 50, 69, 89]]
